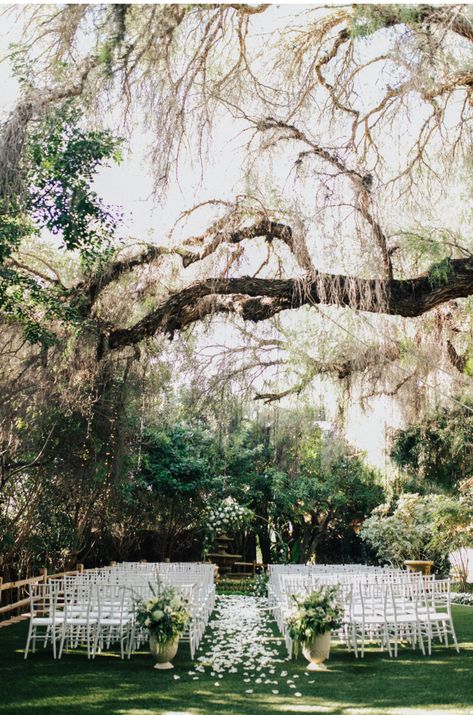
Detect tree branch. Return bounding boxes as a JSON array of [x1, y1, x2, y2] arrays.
[[104, 256, 473, 352], [256, 117, 393, 278], [79, 218, 296, 312], [0, 55, 98, 203]]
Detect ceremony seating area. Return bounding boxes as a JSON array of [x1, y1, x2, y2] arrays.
[[24, 560, 460, 665], [24, 561, 215, 661], [0, 560, 470, 715], [2, 4, 473, 714], [269, 564, 459, 659]]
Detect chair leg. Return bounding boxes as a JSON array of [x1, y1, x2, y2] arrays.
[[416, 624, 425, 655], [58, 627, 67, 659], [127, 627, 135, 659], [448, 618, 460, 653], [24, 622, 34, 660], [384, 627, 392, 658], [92, 625, 100, 659], [351, 626, 358, 658], [86, 625, 93, 659]]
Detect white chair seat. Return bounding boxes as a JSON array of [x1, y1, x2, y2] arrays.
[[31, 616, 63, 625]]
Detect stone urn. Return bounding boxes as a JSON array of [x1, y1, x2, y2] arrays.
[[403, 560, 434, 576], [149, 635, 179, 670], [302, 632, 331, 671]]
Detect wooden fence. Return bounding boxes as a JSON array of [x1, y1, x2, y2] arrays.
[[0, 564, 85, 629]]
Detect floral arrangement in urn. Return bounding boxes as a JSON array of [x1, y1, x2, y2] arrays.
[[136, 583, 191, 669], [286, 586, 344, 668]]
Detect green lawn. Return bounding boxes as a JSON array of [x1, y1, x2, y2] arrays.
[[0, 606, 472, 715]]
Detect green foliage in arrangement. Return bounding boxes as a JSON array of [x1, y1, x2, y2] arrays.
[[135, 582, 191, 643], [252, 570, 269, 597], [286, 586, 344, 650]]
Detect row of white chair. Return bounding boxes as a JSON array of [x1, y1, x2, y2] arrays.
[[24, 562, 216, 660], [269, 565, 459, 659]]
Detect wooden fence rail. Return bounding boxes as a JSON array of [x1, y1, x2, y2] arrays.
[[0, 564, 86, 629]]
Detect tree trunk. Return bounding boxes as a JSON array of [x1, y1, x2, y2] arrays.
[[258, 528, 271, 565]]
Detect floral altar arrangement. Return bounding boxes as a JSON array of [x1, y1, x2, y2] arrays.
[[136, 583, 191, 642], [204, 496, 253, 535], [202, 495, 253, 558]]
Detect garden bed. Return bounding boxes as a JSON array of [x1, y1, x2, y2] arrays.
[[216, 577, 256, 595]]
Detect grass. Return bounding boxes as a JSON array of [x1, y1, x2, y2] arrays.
[[0, 606, 472, 715]]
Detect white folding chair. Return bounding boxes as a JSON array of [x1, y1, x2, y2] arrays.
[[24, 581, 63, 659]]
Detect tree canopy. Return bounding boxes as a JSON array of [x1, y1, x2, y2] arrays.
[[1, 4, 473, 576], [1, 4, 473, 350]]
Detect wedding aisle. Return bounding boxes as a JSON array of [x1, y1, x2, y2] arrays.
[[189, 595, 312, 696]]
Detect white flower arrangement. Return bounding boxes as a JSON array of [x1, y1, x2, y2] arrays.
[[204, 496, 253, 533], [286, 586, 344, 653], [136, 582, 191, 643]]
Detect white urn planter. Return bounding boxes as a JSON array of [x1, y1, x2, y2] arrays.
[[149, 635, 179, 670], [302, 631, 331, 671]]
